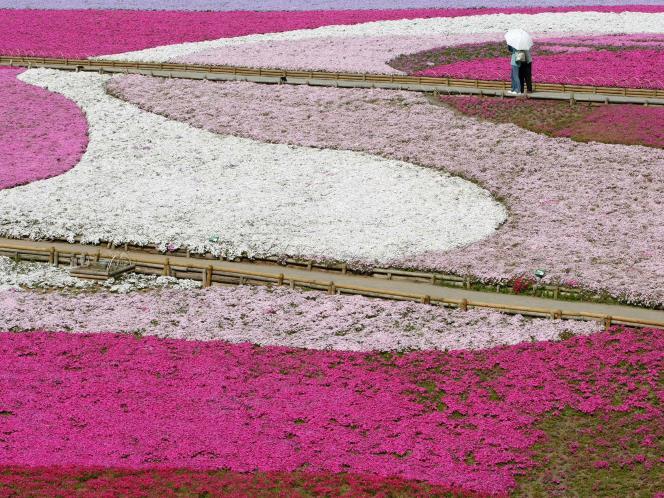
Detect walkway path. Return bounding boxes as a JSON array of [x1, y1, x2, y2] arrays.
[[2, 237, 663, 327], [2, 56, 663, 106]]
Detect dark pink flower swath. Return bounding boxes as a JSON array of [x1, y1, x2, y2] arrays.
[[1, 328, 661, 496], [0, 67, 87, 190], [1, 6, 663, 58]]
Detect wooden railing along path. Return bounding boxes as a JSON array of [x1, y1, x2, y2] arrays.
[[1, 241, 663, 331], [2, 56, 664, 105]]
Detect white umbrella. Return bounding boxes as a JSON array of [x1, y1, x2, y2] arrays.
[[504, 29, 533, 50]]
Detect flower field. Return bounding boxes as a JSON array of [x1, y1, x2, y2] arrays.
[[7, 6, 656, 58], [2, 328, 662, 496], [1, 2, 663, 496], [104, 75, 664, 305], [413, 37, 664, 88], [439, 95, 664, 148]]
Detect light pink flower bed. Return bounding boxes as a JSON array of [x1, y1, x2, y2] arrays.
[[416, 49, 664, 89], [0, 286, 599, 351], [1, 328, 661, 496], [0, 67, 87, 190], [107, 77, 664, 305]]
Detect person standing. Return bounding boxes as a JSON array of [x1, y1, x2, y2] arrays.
[[504, 29, 534, 96], [507, 44, 522, 95], [519, 49, 533, 93]]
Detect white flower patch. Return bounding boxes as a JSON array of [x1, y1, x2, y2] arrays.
[[94, 11, 664, 63], [0, 256, 200, 293], [1, 69, 505, 263]]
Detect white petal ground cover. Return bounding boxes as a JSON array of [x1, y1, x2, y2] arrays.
[[95, 11, 664, 66], [0, 69, 505, 264], [108, 77, 664, 306], [0, 285, 599, 352], [179, 33, 509, 74]]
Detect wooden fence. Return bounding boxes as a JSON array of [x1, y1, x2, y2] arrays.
[[1, 243, 662, 331], [2, 56, 663, 101]]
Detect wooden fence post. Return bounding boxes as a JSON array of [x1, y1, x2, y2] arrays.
[[49, 247, 55, 265], [328, 282, 336, 295], [163, 258, 171, 277], [460, 299, 468, 311], [277, 273, 284, 286], [421, 295, 431, 305], [604, 315, 612, 330]]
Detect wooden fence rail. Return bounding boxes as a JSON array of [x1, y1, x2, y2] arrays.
[[2, 56, 663, 102], [0, 235, 614, 304], [1, 243, 662, 331]]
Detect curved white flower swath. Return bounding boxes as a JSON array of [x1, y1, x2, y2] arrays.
[[0, 69, 505, 262]]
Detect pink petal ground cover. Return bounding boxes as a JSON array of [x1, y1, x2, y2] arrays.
[[389, 37, 611, 74], [440, 95, 664, 149], [2, 6, 663, 58], [0, 467, 458, 497], [416, 49, 664, 89], [1, 328, 661, 496], [2, 0, 663, 9], [541, 33, 664, 47], [107, 77, 664, 305], [0, 286, 599, 351], [0, 67, 87, 190]]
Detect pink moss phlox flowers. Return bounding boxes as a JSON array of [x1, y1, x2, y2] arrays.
[[556, 104, 664, 148], [1, 328, 661, 496], [0, 68, 87, 190], [442, 94, 664, 149], [2, 7, 664, 58], [0, 466, 465, 497], [540, 33, 664, 47], [416, 49, 664, 89]]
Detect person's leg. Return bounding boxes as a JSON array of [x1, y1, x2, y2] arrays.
[[518, 64, 526, 93], [524, 62, 533, 92], [511, 64, 521, 92]]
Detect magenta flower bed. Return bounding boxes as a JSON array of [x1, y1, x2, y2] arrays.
[[1, 328, 661, 496], [0, 467, 461, 497], [556, 102, 664, 147], [2, 0, 663, 10], [416, 49, 664, 89], [0, 68, 87, 190], [2, 7, 664, 58], [441, 94, 664, 148], [542, 33, 664, 47]]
